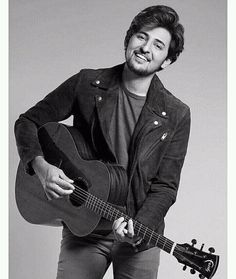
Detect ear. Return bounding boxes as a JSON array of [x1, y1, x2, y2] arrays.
[[160, 59, 171, 69]]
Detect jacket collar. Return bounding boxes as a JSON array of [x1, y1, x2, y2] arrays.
[[91, 63, 168, 118], [91, 63, 124, 90]]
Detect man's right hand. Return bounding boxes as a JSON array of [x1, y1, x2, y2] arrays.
[[31, 156, 75, 200]]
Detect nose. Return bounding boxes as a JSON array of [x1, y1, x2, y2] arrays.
[[140, 39, 152, 53]]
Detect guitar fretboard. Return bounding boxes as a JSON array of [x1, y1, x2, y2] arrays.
[[84, 191, 175, 254]]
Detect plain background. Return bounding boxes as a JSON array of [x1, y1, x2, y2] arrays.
[[9, 1, 226, 279]]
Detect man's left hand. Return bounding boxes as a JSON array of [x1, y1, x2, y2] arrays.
[[112, 217, 140, 244]]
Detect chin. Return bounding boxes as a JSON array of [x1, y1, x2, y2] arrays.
[[126, 56, 158, 77], [127, 61, 156, 77]]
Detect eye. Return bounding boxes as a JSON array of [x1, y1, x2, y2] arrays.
[[136, 33, 146, 40], [154, 43, 163, 50]]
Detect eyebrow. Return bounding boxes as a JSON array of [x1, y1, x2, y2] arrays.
[[138, 31, 166, 47]]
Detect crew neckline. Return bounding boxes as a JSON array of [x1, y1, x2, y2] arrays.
[[120, 83, 147, 100]]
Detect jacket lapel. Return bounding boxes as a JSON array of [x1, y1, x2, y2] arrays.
[[128, 75, 169, 168], [90, 64, 124, 160]]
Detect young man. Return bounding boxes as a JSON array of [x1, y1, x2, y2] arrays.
[[15, 5, 190, 279]]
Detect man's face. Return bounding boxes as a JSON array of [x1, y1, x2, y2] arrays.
[[125, 26, 172, 76]]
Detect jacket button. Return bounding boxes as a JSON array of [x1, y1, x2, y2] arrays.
[[162, 111, 167, 116], [95, 80, 100, 85], [153, 121, 159, 125]]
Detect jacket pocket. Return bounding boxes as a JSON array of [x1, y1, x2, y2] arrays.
[[141, 130, 169, 160]]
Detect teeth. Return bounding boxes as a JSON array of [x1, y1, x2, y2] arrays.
[[136, 53, 148, 61]]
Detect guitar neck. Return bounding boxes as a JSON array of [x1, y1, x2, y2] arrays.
[[84, 190, 175, 254], [70, 180, 219, 279]]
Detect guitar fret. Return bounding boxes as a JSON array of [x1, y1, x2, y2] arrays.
[[162, 238, 167, 250], [90, 195, 95, 212], [142, 226, 148, 238], [109, 208, 114, 220], [105, 203, 110, 220], [92, 196, 96, 212], [155, 234, 160, 247], [85, 195, 90, 207], [88, 194, 96, 213], [109, 207, 116, 221], [98, 199, 103, 215], [99, 200, 104, 215], [147, 229, 154, 245], [99, 200, 108, 218], [88, 194, 93, 209], [114, 211, 119, 220], [136, 224, 142, 236], [101, 201, 107, 217]]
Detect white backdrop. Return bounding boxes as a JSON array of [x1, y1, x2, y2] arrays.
[[9, 1, 226, 278]]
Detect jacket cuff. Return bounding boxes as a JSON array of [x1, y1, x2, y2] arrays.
[[21, 152, 44, 176]]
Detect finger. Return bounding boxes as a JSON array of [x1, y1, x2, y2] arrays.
[[48, 183, 74, 196], [59, 170, 74, 184], [46, 190, 61, 200], [112, 217, 125, 231], [55, 177, 75, 191], [116, 221, 127, 237], [112, 217, 124, 230], [126, 219, 134, 238]]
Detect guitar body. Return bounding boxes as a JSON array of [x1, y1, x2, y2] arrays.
[[15, 122, 111, 236]]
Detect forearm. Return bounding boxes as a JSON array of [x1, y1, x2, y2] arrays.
[[14, 116, 44, 174], [134, 186, 176, 230], [14, 72, 81, 173]]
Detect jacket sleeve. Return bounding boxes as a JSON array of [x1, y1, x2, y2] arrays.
[[134, 107, 191, 230], [14, 71, 83, 174]]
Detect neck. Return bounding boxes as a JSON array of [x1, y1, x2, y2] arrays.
[[122, 63, 155, 97]]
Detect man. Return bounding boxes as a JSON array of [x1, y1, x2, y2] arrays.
[[15, 5, 190, 279]]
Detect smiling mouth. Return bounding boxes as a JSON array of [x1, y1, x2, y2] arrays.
[[135, 53, 149, 62]]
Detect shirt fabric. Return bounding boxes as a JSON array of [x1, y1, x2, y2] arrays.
[[109, 83, 146, 169]]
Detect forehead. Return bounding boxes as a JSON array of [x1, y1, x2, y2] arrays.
[[138, 26, 172, 45]]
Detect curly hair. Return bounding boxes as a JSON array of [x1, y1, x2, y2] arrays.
[[124, 5, 184, 64]]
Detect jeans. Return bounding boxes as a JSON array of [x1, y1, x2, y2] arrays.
[[56, 227, 160, 279]]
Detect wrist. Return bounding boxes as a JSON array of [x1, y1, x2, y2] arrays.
[[31, 156, 47, 170]]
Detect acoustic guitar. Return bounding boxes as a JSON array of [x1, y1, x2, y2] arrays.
[[15, 122, 219, 278]]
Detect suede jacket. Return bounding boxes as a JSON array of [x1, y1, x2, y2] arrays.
[[15, 63, 191, 249]]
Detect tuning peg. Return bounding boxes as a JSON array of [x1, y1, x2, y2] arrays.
[[190, 268, 196, 274], [199, 274, 205, 279], [208, 247, 215, 254], [200, 243, 205, 251], [191, 239, 197, 246], [183, 265, 187, 271]]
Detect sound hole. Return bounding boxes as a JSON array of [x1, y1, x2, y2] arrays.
[[69, 176, 89, 207]]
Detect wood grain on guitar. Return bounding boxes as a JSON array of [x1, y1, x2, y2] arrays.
[[15, 122, 219, 278]]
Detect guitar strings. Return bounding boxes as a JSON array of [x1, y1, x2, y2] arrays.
[[67, 188, 204, 271], [68, 186, 186, 255], [72, 188, 175, 251]]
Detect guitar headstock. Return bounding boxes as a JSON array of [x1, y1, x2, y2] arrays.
[[173, 239, 219, 278]]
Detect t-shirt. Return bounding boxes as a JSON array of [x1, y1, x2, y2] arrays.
[[109, 83, 146, 169]]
